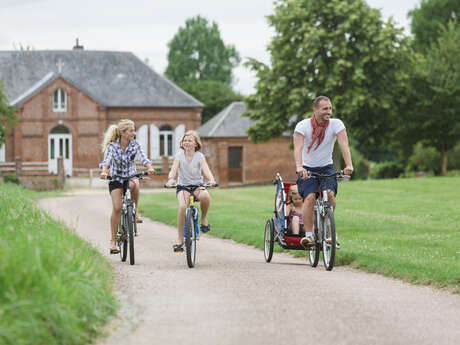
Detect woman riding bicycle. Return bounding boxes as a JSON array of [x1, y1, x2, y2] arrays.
[[165, 130, 216, 253], [99, 119, 155, 254]]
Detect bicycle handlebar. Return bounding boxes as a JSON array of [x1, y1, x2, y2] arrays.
[[164, 183, 219, 188], [107, 172, 147, 181], [306, 170, 350, 181]]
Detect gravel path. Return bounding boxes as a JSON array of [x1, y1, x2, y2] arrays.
[[39, 192, 460, 345]]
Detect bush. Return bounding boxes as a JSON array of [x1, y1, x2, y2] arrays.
[[369, 161, 405, 179], [3, 173, 19, 184], [408, 142, 441, 174], [339, 143, 370, 180], [448, 141, 460, 170]]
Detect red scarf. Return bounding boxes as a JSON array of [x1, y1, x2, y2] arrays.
[[307, 115, 329, 153]]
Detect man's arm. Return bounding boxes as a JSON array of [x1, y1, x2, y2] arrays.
[[336, 129, 353, 175], [293, 132, 308, 178]]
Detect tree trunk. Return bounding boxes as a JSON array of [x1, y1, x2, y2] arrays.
[[441, 150, 448, 176]]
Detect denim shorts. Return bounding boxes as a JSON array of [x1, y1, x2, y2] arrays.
[[296, 164, 338, 200]]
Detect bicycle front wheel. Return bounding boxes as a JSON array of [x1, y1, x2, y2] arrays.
[[308, 210, 320, 267], [321, 209, 336, 271], [127, 205, 135, 265], [185, 208, 196, 268], [119, 213, 128, 262]]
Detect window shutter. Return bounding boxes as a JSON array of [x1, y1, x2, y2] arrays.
[[174, 124, 185, 154], [150, 124, 160, 159], [136, 125, 148, 161], [0, 143, 5, 162]]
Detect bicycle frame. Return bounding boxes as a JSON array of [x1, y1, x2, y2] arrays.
[[185, 195, 200, 240]]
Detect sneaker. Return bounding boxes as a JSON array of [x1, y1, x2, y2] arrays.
[[200, 224, 210, 233], [300, 236, 313, 248], [173, 244, 184, 252]]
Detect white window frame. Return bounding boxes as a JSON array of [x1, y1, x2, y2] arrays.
[[53, 88, 67, 112], [159, 127, 174, 158]]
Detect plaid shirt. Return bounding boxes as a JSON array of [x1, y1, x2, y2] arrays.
[[99, 139, 151, 183]]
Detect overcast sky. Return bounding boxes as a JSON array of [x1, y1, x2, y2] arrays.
[[0, 0, 420, 95]]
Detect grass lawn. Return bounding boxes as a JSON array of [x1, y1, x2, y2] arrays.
[[0, 182, 117, 345], [140, 176, 460, 293]]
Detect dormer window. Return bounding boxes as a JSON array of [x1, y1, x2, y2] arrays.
[[53, 88, 67, 112]]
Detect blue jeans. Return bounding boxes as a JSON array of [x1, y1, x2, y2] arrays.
[[296, 164, 338, 200]]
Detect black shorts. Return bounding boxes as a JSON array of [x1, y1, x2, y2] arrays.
[[296, 164, 338, 200], [176, 185, 202, 201], [108, 180, 128, 194]]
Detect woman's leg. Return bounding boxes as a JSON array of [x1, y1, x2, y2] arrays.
[[176, 190, 190, 244], [130, 179, 142, 221], [195, 189, 210, 226], [110, 188, 123, 248]]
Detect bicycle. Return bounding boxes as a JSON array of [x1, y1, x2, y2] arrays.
[[108, 172, 146, 265], [306, 170, 348, 271], [164, 183, 218, 268]]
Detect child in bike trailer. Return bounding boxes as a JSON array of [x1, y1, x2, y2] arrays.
[[99, 119, 155, 254], [286, 185, 305, 236], [165, 130, 217, 253]]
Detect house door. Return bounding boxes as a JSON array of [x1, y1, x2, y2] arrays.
[[228, 147, 243, 183], [48, 133, 72, 176]]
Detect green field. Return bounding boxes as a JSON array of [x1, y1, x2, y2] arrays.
[[140, 177, 460, 293], [0, 183, 117, 345]]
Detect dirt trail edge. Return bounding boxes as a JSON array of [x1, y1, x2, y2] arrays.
[[39, 192, 460, 345]]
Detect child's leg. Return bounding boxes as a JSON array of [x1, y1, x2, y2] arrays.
[[177, 190, 190, 244], [290, 215, 300, 235], [195, 189, 210, 226]]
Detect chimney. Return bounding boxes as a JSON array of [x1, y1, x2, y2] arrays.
[[73, 38, 84, 50]]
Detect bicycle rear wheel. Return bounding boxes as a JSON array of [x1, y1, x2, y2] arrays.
[[118, 213, 128, 262], [321, 209, 336, 271], [185, 208, 196, 268], [264, 219, 274, 262], [127, 205, 135, 265], [308, 210, 320, 267]]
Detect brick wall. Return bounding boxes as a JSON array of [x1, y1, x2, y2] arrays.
[[201, 137, 296, 186], [6, 77, 202, 172]]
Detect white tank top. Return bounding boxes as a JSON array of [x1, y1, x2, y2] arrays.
[[176, 150, 204, 185]]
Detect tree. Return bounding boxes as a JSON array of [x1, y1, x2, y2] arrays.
[[165, 15, 240, 86], [244, 0, 412, 153], [409, 0, 460, 53], [0, 82, 16, 145], [181, 81, 244, 123], [409, 22, 460, 175]]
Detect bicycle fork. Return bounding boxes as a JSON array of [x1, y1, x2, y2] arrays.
[[183, 207, 200, 240]]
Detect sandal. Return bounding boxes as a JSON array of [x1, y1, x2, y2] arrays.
[[200, 224, 210, 233], [110, 240, 119, 254], [110, 246, 120, 254], [173, 244, 184, 252]]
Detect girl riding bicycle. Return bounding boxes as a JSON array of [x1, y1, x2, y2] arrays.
[[165, 130, 217, 252], [99, 119, 155, 254]]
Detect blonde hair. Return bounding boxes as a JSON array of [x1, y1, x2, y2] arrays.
[[180, 130, 202, 151], [288, 185, 299, 202], [101, 119, 135, 153]]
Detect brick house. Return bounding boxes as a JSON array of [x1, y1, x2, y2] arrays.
[[0, 48, 203, 176], [198, 102, 296, 185]]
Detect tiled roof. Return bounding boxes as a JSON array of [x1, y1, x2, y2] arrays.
[[198, 102, 292, 138], [0, 50, 203, 108]]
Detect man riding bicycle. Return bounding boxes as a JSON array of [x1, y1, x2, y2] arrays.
[[293, 96, 353, 248]]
